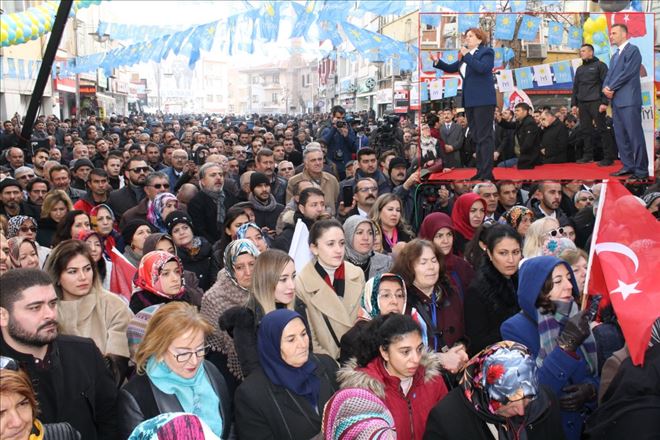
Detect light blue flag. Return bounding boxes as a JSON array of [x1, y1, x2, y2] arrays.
[[458, 13, 480, 33], [494, 14, 516, 40], [510, 0, 527, 13], [547, 21, 563, 45], [642, 91, 651, 106], [503, 47, 514, 62], [258, 1, 281, 42], [341, 21, 384, 62], [421, 52, 436, 72], [358, 0, 408, 16], [552, 60, 572, 83], [444, 78, 459, 97], [518, 15, 541, 40], [481, 1, 499, 12], [441, 50, 459, 65], [318, 20, 342, 47], [421, 14, 439, 28], [17, 59, 26, 80], [421, 81, 429, 102], [290, 1, 318, 40], [318, 0, 351, 23], [514, 66, 534, 89], [493, 48, 504, 67], [567, 26, 582, 49], [655, 53, 660, 82]]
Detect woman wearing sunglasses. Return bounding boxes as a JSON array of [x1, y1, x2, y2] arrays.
[[522, 217, 563, 259], [0, 359, 80, 439], [118, 302, 232, 439], [5, 215, 49, 267]]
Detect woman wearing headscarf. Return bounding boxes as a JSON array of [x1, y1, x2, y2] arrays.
[[418, 212, 475, 300], [130, 250, 197, 314], [90, 204, 125, 252], [142, 232, 204, 305], [499, 205, 535, 238], [201, 239, 260, 389], [235, 222, 268, 253], [423, 341, 566, 439], [6, 215, 49, 266], [165, 210, 216, 290], [323, 388, 396, 440], [450, 192, 486, 255], [146, 192, 180, 233], [343, 215, 392, 280], [6, 236, 40, 269], [338, 273, 407, 365], [234, 309, 339, 440], [500, 256, 599, 440]]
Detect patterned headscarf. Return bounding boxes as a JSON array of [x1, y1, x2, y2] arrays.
[[6, 215, 37, 238], [322, 388, 396, 440], [7, 236, 38, 268], [223, 239, 260, 289], [147, 192, 179, 233], [134, 250, 185, 298], [499, 205, 535, 231], [461, 341, 539, 414], [89, 204, 118, 236], [359, 273, 407, 320], [235, 222, 261, 240]]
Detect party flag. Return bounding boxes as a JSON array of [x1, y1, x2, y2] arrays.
[[494, 14, 516, 41], [444, 77, 459, 97], [441, 50, 459, 64], [547, 21, 564, 45], [514, 66, 534, 89], [290, 1, 318, 40], [534, 64, 553, 86], [421, 81, 429, 101], [458, 13, 480, 33], [642, 91, 651, 106], [518, 15, 541, 41], [552, 60, 573, 84], [429, 79, 443, 100], [510, 0, 527, 13], [496, 69, 514, 92], [567, 25, 582, 50]]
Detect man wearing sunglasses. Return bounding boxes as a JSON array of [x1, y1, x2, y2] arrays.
[[0, 269, 118, 439], [120, 171, 172, 230], [107, 157, 150, 218]]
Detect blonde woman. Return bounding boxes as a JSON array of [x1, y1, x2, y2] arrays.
[[117, 302, 232, 439], [44, 239, 133, 385], [37, 189, 73, 247], [220, 249, 305, 378], [522, 217, 561, 259], [368, 193, 414, 254]]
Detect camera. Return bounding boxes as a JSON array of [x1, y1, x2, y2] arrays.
[[335, 121, 346, 128]]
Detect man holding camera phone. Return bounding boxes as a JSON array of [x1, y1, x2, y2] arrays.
[[321, 105, 358, 180]]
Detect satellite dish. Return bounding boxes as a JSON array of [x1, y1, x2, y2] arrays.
[[597, 0, 631, 12]]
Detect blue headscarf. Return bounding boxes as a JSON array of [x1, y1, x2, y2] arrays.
[[257, 309, 320, 409]]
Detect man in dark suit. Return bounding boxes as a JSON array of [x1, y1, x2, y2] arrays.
[[439, 109, 464, 167], [107, 157, 149, 218], [432, 27, 496, 180], [603, 23, 648, 180], [187, 162, 238, 244]]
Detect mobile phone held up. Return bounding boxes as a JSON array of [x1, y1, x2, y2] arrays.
[[342, 186, 354, 207]]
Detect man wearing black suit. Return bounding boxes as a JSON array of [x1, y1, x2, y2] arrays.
[[439, 109, 464, 168], [107, 157, 149, 218]]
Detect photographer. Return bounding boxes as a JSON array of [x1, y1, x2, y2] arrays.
[[369, 114, 404, 158], [321, 105, 358, 180]]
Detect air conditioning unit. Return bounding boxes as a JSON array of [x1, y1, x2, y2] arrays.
[[526, 43, 547, 59]]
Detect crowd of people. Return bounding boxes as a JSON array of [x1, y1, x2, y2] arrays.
[[0, 105, 659, 440]]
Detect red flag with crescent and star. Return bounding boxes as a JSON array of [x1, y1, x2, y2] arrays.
[[585, 180, 660, 366], [605, 12, 647, 38]]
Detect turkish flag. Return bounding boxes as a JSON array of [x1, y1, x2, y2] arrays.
[[585, 180, 660, 366], [605, 12, 647, 38], [109, 247, 137, 302]]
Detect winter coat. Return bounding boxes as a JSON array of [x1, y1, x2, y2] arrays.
[[338, 353, 448, 440], [423, 385, 566, 440], [498, 115, 542, 169], [571, 56, 609, 106], [464, 260, 519, 356], [57, 289, 133, 358], [234, 354, 339, 440], [188, 189, 239, 244], [37, 216, 58, 248], [585, 344, 660, 439], [340, 169, 392, 199], [176, 237, 217, 290], [295, 260, 365, 359], [117, 360, 232, 440], [129, 288, 200, 315], [500, 257, 599, 440], [541, 118, 569, 164], [406, 283, 465, 349]]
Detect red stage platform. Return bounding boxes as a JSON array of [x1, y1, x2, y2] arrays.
[[428, 160, 654, 182]]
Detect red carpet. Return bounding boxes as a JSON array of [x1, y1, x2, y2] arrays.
[[428, 160, 654, 182]]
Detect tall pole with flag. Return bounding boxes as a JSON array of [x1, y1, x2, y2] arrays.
[[584, 180, 660, 366]]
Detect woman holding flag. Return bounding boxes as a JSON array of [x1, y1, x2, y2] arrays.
[[431, 27, 496, 181]]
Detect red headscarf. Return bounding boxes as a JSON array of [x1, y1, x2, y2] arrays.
[[451, 193, 486, 241], [419, 212, 454, 241], [134, 250, 185, 298]]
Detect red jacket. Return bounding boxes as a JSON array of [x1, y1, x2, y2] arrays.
[[338, 353, 448, 440]]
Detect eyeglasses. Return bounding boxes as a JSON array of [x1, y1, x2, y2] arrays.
[[378, 292, 405, 301], [19, 226, 37, 233], [169, 346, 209, 363], [578, 197, 595, 203], [0, 356, 19, 371], [357, 186, 378, 193], [129, 167, 150, 173], [545, 227, 565, 238], [148, 183, 170, 189]]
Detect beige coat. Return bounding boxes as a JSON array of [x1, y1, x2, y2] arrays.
[[286, 169, 340, 215], [295, 260, 365, 359], [58, 289, 133, 358]]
